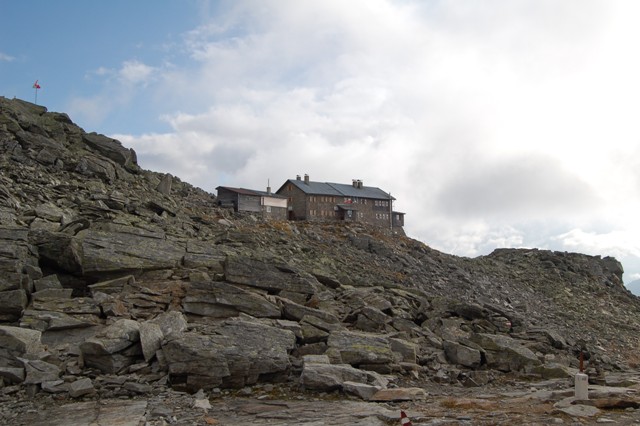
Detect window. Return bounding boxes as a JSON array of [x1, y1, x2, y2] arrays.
[[266, 206, 271, 213]]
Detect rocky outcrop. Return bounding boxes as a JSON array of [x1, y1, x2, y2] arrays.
[[470, 333, 541, 372], [182, 281, 281, 318], [79, 319, 142, 373], [1, 96, 640, 407], [163, 318, 295, 391]]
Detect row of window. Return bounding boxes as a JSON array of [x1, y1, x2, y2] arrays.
[[309, 209, 336, 217], [344, 198, 368, 204], [310, 211, 389, 220], [309, 196, 337, 203], [307, 196, 389, 206]]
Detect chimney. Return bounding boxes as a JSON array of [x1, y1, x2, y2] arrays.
[[304, 174, 309, 184], [357, 179, 363, 189], [296, 175, 301, 181], [352, 179, 357, 188]]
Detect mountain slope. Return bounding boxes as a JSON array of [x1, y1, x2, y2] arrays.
[[1, 96, 640, 399]]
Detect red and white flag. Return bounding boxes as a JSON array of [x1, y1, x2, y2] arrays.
[[33, 80, 41, 89]]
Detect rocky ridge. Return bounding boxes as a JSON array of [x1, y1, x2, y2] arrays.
[[1, 96, 640, 424]]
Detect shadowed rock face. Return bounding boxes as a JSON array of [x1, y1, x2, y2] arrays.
[[0, 95, 640, 404]]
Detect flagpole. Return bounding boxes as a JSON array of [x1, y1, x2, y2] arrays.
[[33, 80, 40, 105]]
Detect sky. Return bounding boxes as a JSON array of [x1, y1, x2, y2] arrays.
[[2, 0, 640, 288]]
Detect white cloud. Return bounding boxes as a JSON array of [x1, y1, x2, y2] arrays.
[[553, 229, 640, 260], [68, 60, 157, 126], [0, 52, 15, 62], [106, 0, 640, 281], [118, 60, 155, 86]]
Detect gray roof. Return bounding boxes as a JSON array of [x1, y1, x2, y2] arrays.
[[216, 186, 287, 198], [278, 179, 394, 200]]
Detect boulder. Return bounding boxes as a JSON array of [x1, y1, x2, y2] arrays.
[[32, 297, 101, 316], [88, 275, 135, 296], [470, 333, 541, 372], [281, 299, 339, 324], [34, 202, 65, 223], [155, 173, 172, 195], [389, 338, 417, 364], [225, 256, 316, 295], [182, 253, 225, 273], [79, 319, 142, 373], [355, 306, 390, 332], [78, 227, 185, 275], [32, 231, 83, 274], [41, 380, 68, 393], [80, 319, 140, 356], [68, 377, 95, 398], [163, 318, 295, 391], [15, 129, 63, 152], [343, 381, 382, 400], [139, 321, 163, 362], [300, 322, 329, 343], [300, 362, 369, 391], [22, 359, 61, 385], [448, 301, 487, 320], [327, 330, 393, 366], [75, 154, 118, 182], [32, 288, 73, 301], [182, 281, 281, 318], [302, 354, 331, 365], [33, 274, 62, 291], [20, 309, 99, 332], [556, 404, 601, 418], [125, 311, 187, 364], [443, 340, 482, 368], [0, 289, 28, 321], [36, 227, 185, 276], [149, 311, 188, 338], [0, 366, 25, 383], [531, 363, 577, 379], [0, 326, 44, 368], [82, 132, 139, 173], [0, 261, 24, 292]]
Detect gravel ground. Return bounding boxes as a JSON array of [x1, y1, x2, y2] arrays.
[[4, 373, 640, 425]]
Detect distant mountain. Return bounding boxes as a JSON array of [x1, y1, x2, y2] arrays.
[[626, 279, 640, 296]]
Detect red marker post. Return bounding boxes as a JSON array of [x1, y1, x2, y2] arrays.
[[575, 350, 588, 400]]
